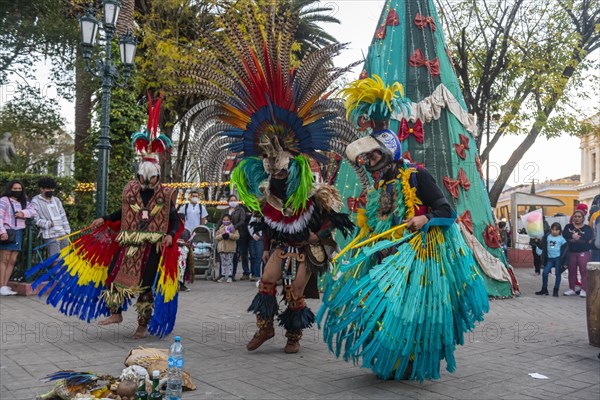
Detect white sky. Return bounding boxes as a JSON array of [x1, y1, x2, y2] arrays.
[[3, 0, 596, 186]]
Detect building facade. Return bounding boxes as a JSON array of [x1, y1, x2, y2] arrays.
[[578, 113, 600, 205]]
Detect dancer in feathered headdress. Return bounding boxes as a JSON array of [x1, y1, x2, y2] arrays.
[[27, 93, 183, 339], [174, 4, 366, 353], [317, 71, 490, 380]]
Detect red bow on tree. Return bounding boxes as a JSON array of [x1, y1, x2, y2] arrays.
[[414, 13, 436, 31], [347, 192, 367, 213], [457, 210, 474, 234], [484, 224, 501, 249], [443, 168, 471, 199], [475, 156, 485, 181], [453, 134, 471, 160], [401, 151, 425, 168], [409, 49, 440, 77], [375, 9, 400, 40], [386, 9, 399, 26], [359, 69, 369, 80], [399, 119, 424, 144]]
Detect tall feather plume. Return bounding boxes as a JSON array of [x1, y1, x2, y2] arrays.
[[329, 138, 370, 191]]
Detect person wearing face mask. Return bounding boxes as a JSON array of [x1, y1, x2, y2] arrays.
[[27, 95, 183, 339], [0, 180, 36, 296], [178, 189, 208, 234], [31, 177, 71, 258]]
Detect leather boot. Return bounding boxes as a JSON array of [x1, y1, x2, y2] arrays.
[[553, 287, 559, 297], [284, 330, 302, 354], [246, 316, 275, 351]]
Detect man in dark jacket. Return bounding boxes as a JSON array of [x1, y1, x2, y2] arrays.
[[228, 195, 251, 280]]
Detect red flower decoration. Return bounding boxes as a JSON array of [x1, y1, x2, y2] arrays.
[[399, 119, 424, 144], [409, 49, 440, 77]]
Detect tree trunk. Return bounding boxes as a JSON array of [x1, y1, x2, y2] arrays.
[[117, 0, 135, 36], [74, 52, 93, 180]]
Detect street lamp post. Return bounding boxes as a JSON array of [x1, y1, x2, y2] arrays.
[[79, 1, 137, 217]]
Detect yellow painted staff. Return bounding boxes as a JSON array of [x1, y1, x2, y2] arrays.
[[352, 223, 408, 249]]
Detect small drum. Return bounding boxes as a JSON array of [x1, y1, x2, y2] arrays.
[[586, 262, 600, 347]]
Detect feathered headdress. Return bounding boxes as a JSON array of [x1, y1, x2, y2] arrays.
[[131, 92, 173, 157], [173, 4, 370, 209], [340, 74, 412, 124]]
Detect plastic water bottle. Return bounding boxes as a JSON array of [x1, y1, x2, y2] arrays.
[[166, 336, 184, 400]]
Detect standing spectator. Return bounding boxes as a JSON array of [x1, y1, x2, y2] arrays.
[[562, 209, 594, 297], [228, 194, 251, 280], [31, 177, 71, 258], [0, 180, 37, 296], [535, 222, 568, 297], [248, 211, 265, 281], [498, 221, 509, 261], [588, 195, 600, 262], [215, 214, 239, 283], [178, 189, 208, 235], [530, 217, 550, 275]]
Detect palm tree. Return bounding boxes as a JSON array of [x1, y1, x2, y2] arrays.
[[283, 0, 341, 59]]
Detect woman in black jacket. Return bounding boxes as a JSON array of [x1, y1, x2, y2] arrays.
[[562, 210, 594, 297]]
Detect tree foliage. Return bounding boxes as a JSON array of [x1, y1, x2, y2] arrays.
[[438, 0, 600, 205], [0, 85, 69, 173], [0, 0, 78, 96]]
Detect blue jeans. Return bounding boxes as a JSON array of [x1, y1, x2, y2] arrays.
[[249, 238, 264, 278], [542, 257, 561, 290]]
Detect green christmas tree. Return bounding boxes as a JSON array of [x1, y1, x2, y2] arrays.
[[336, 0, 519, 297]]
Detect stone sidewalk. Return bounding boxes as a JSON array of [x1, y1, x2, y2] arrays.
[[1, 268, 598, 399]]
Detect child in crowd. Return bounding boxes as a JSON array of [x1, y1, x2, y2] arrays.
[[498, 221, 509, 261], [215, 214, 239, 283], [535, 222, 568, 297], [177, 229, 194, 292]]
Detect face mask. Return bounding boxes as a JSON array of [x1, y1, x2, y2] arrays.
[[229, 201, 238, 208], [45, 191, 54, 198], [191, 197, 199, 204], [10, 190, 23, 199], [223, 221, 231, 226]]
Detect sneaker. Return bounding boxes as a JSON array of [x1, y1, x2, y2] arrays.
[[0, 286, 16, 296], [240, 275, 250, 281], [580, 290, 586, 298], [226, 277, 233, 283], [180, 283, 190, 292], [563, 289, 576, 296], [217, 277, 225, 283]]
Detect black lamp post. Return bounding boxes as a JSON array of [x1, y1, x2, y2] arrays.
[[79, 1, 137, 217]]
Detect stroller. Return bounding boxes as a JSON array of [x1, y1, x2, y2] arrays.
[[190, 225, 218, 281]]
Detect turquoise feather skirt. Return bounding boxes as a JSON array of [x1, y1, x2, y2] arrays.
[[318, 224, 489, 381]]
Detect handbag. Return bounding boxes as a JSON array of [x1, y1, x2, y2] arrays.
[[0, 197, 17, 245]]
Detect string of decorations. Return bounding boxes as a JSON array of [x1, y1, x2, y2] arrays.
[[75, 181, 231, 192]]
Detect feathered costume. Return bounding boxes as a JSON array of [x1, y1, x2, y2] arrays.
[[318, 76, 489, 381], [173, 4, 366, 353], [27, 94, 183, 338]]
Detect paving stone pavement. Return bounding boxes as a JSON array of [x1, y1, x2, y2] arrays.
[[1, 268, 598, 399]]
